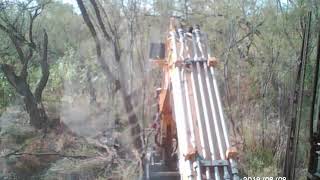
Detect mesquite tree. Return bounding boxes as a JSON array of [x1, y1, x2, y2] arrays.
[[0, 1, 50, 129]]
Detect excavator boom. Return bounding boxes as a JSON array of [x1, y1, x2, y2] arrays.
[[145, 18, 239, 180]]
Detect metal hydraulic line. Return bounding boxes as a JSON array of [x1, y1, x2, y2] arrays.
[[178, 28, 186, 60], [194, 26, 205, 59], [182, 69, 196, 149], [194, 45, 218, 164], [178, 68, 195, 180], [196, 60, 221, 180], [190, 63, 211, 179], [193, 29, 219, 179], [194, 26, 231, 179], [209, 66, 239, 180], [169, 31, 193, 179], [209, 68, 230, 154], [190, 29, 212, 179], [191, 30, 200, 61], [179, 27, 198, 180], [185, 72, 203, 154], [185, 71, 204, 180], [179, 27, 197, 154], [203, 63, 230, 179], [200, 30, 232, 179], [178, 27, 196, 151]]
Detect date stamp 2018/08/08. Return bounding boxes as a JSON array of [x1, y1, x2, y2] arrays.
[[242, 177, 286, 180]]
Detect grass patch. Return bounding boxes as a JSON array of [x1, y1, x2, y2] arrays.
[[243, 148, 278, 176]]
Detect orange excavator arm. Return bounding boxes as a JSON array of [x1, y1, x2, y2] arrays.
[[145, 18, 239, 180]]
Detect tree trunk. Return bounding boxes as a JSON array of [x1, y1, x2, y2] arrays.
[[86, 69, 97, 104], [120, 87, 143, 152], [24, 90, 47, 129], [1, 64, 47, 129]]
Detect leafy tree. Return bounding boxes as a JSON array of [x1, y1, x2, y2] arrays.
[[0, 0, 50, 129]]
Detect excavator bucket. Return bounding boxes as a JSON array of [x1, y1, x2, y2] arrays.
[[145, 19, 239, 180]]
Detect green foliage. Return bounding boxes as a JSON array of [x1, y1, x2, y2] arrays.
[[0, 0, 88, 110], [43, 48, 78, 103], [38, 2, 88, 59], [0, 73, 16, 111]]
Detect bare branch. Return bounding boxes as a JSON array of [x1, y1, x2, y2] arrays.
[[0, 64, 19, 89], [2, 152, 92, 159], [34, 30, 49, 102], [94, 0, 122, 62], [76, 0, 116, 82], [89, 0, 111, 41], [97, 1, 117, 39], [8, 34, 25, 64], [222, 20, 264, 56], [0, 21, 36, 50]]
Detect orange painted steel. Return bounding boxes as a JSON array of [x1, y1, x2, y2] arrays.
[[149, 18, 239, 180]]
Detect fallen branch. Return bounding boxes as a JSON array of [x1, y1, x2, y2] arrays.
[[1, 152, 93, 159]]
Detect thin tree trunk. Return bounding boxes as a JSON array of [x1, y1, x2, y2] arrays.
[[87, 68, 97, 104], [120, 87, 143, 151], [76, 0, 143, 152]]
